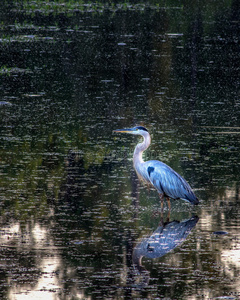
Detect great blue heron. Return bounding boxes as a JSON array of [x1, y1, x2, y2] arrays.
[[114, 126, 199, 208]]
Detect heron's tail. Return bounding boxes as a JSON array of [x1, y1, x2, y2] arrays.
[[185, 193, 199, 205]]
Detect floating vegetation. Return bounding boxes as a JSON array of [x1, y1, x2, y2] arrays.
[[0, 66, 32, 76], [0, 34, 54, 44]]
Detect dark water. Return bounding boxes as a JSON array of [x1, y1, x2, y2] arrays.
[[0, 1, 240, 299]]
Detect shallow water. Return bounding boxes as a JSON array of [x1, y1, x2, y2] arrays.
[[0, 1, 240, 299]]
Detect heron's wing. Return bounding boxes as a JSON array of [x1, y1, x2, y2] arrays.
[[145, 161, 198, 203]]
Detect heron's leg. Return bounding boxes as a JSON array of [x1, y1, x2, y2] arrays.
[[166, 197, 171, 210], [158, 193, 164, 211]]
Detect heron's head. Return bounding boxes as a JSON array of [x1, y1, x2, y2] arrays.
[[113, 126, 149, 136]]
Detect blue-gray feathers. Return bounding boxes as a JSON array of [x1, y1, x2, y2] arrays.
[[146, 161, 199, 205]]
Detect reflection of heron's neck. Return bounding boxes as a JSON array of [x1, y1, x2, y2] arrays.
[[132, 248, 150, 286], [133, 133, 151, 167], [132, 249, 146, 273], [132, 248, 143, 268]]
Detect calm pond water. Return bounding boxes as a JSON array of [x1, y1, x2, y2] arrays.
[[0, 1, 240, 299]]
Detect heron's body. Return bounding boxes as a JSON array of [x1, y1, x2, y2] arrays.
[[114, 126, 199, 207], [135, 160, 198, 204]]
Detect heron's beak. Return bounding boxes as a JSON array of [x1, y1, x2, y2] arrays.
[[113, 128, 134, 133]]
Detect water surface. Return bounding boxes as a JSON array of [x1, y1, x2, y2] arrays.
[[0, 1, 240, 299]]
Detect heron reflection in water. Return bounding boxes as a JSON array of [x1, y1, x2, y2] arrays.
[[132, 216, 199, 285], [114, 126, 199, 209]]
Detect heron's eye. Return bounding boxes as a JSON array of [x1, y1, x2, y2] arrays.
[[136, 128, 139, 131]]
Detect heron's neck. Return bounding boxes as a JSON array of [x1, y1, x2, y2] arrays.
[[133, 133, 151, 167]]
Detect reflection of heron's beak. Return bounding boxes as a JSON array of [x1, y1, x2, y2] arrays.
[[113, 128, 134, 133]]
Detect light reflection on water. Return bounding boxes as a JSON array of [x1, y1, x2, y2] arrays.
[[0, 221, 61, 299], [0, 1, 240, 299], [1, 191, 240, 299]]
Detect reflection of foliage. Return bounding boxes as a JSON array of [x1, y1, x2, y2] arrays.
[[0, 133, 64, 220], [0, 125, 114, 220], [191, 129, 240, 197], [172, 0, 239, 127], [6, 0, 234, 17]]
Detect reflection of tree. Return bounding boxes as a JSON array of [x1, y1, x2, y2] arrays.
[[185, 129, 240, 202], [173, 1, 240, 128], [0, 221, 54, 298], [49, 151, 138, 298]]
